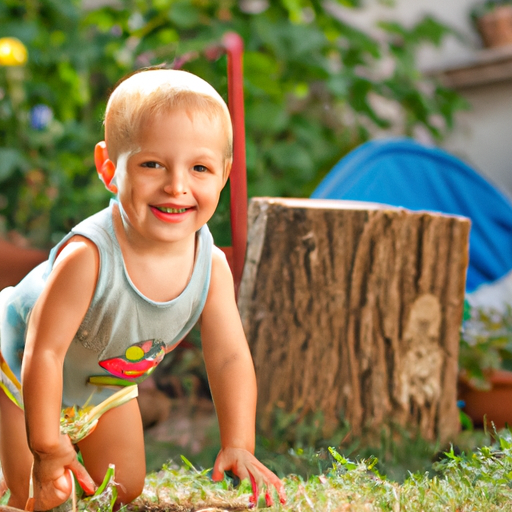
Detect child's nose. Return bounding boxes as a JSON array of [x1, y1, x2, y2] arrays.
[[164, 168, 188, 196]]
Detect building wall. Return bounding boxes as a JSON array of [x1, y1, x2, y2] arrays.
[[445, 82, 512, 197]]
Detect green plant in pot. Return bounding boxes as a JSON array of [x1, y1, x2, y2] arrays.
[[470, 0, 512, 48], [459, 300, 512, 428], [459, 300, 512, 390]]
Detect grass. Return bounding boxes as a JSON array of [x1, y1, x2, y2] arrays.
[[116, 428, 512, 511], [1, 417, 509, 511], [75, 425, 510, 511]]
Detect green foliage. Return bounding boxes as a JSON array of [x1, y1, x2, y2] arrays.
[[253, 406, 489, 483], [459, 301, 512, 389], [0, 0, 112, 246], [0, 0, 466, 247]]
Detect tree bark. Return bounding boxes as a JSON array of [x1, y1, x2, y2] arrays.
[[238, 198, 470, 442]]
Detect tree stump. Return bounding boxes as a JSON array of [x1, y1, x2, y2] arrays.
[[238, 198, 470, 442]]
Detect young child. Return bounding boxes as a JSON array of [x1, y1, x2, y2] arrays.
[[0, 69, 286, 510]]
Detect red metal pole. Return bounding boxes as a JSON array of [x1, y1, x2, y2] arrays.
[[222, 32, 247, 296], [174, 33, 248, 296]]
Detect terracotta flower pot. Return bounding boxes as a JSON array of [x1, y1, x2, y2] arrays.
[[459, 369, 512, 429], [476, 5, 512, 48], [0, 238, 48, 290]]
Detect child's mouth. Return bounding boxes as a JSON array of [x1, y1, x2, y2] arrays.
[[154, 206, 188, 214], [150, 204, 193, 223]]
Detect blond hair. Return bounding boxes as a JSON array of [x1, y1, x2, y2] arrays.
[[104, 68, 233, 165]]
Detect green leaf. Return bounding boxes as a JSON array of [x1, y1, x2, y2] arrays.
[[93, 464, 116, 497], [0, 148, 24, 181], [332, 0, 362, 7], [328, 447, 357, 470], [243, 51, 281, 92], [460, 410, 474, 431], [267, 140, 314, 176], [412, 16, 454, 47], [326, 74, 350, 97], [246, 101, 289, 133], [378, 20, 408, 38], [168, 1, 200, 29], [181, 454, 198, 472]]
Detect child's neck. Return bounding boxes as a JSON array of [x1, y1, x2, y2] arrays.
[[112, 204, 197, 302]]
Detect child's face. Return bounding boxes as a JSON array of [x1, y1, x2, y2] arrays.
[[114, 108, 229, 245]]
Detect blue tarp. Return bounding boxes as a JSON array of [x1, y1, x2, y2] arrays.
[[311, 138, 512, 292]]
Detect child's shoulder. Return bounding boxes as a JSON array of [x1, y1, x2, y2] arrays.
[[209, 246, 233, 287], [49, 204, 113, 271], [54, 235, 99, 273], [212, 245, 229, 261], [211, 245, 231, 271]]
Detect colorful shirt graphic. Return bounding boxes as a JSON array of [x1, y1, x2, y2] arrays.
[[92, 339, 165, 386]]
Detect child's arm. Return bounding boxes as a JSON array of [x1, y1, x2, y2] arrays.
[[200, 249, 286, 506], [21, 237, 97, 509]]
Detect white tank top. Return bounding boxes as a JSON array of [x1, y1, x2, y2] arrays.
[[0, 200, 213, 407]]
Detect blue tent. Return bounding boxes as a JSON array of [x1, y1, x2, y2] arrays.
[[311, 138, 512, 292]]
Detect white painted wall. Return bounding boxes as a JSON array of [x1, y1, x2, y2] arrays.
[[445, 82, 512, 198], [334, 0, 512, 197]]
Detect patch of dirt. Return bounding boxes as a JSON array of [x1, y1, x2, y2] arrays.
[[144, 397, 217, 453]]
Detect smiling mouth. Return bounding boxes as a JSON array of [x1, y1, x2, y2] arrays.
[[154, 206, 188, 214]]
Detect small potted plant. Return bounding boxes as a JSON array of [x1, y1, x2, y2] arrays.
[[458, 301, 512, 428], [470, 0, 512, 48]]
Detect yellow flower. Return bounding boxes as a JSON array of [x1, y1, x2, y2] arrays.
[[0, 37, 28, 66]]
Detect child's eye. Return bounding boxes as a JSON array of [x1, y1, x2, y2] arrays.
[[193, 165, 208, 173], [141, 161, 162, 169]]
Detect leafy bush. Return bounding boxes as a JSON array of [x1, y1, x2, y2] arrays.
[[0, 0, 466, 247]]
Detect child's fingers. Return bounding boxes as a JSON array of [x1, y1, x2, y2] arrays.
[[265, 487, 274, 507], [251, 462, 287, 505], [267, 470, 287, 503], [211, 448, 287, 505], [248, 471, 259, 506], [32, 476, 71, 511], [67, 457, 96, 495], [278, 484, 287, 504], [52, 472, 73, 498], [211, 459, 225, 482]]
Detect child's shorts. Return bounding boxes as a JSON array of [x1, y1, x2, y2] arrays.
[[0, 351, 22, 408], [0, 287, 24, 408]]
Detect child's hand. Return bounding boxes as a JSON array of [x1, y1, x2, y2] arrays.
[[28, 434, 96, 511], [212, 447, 286, 507]]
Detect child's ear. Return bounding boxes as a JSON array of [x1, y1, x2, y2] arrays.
[[94, 141, 118, 194], [223, 160, 232, 186]]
